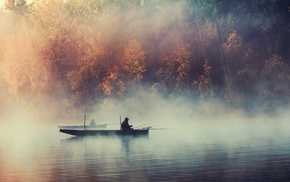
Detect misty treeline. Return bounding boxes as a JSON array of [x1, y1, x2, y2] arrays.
[[0, 0, 289, 117]]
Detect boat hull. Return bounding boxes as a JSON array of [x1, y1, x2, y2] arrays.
[[58, 123, 107, 129], [59, 129, 149, 136]]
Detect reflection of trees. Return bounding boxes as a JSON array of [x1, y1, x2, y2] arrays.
[[0, 0, 289, 115]]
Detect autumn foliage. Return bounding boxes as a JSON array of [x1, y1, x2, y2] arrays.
[[0, 0, 289, 116]]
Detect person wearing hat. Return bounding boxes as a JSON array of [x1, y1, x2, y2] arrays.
[[121, 117, 133, 131]]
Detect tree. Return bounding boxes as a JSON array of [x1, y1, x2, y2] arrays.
[[66, 41, 105, 108], [5, 0, 15, 10], [123, 39, 146, 81], [1, 31, 53, 105], [222, 31, 243, 103], [156, 47, 191, 94], [193, 59, 213, 98], [29, 0, 103, 112], [99, 66, 125, 96], [260, 55, 290, 100]]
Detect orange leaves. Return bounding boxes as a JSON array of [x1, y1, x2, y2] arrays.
[[157, 47, 191, 89], [222, 31, 242, 56], [99, 78, 125, 96], [81, 42, 104, 67], [66, 70, 82, 91], [99, 66, 125, 96], [99, 79, 112, 96], [193, 60, 213, 98], [1, 31, 53, 103], [175, 48, 191, 82], [259, 55, 290, 100], [123, 39, 146, 81], [261, 54, 290, 81]]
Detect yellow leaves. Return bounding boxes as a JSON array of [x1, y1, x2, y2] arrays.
[[29, 0, 100, 49], [5, 0, 15, 10], [1, 30, 53, 103], [30, 0, 65, 29]]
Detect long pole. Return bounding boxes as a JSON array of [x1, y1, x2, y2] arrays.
[[119, 115, 121, 129], [133, 124, 148, 129], [84, 114, 86, 130]]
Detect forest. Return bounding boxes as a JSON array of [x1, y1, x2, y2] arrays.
[[0, 0, 289, 119]]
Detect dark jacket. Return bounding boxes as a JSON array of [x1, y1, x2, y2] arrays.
[[121, 118, 132, 130]]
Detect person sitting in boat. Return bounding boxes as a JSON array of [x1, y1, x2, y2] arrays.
[[90, 119, 96, 126], [121, 117, 132, 131]]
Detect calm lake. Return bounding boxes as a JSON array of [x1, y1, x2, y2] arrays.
[[1, 118, 290, 182]]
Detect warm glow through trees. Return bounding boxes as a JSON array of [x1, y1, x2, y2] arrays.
[[0, 0, 289, 116]]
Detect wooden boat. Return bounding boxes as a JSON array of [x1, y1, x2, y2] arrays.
[[58, 117, 107, 129], [58, 123, 108, 129], [59, 128, 149, 136]]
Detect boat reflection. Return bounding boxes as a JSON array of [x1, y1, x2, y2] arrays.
[[61, 133, 149, 143], [60, 134, 149, 157]]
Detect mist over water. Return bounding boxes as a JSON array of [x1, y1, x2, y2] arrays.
[[1, 71, 290, 181], [0, 0, 290, 181], [1, 111, 290, 181]]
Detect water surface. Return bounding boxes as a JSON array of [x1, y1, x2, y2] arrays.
[[1, 120, 290, 181]]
